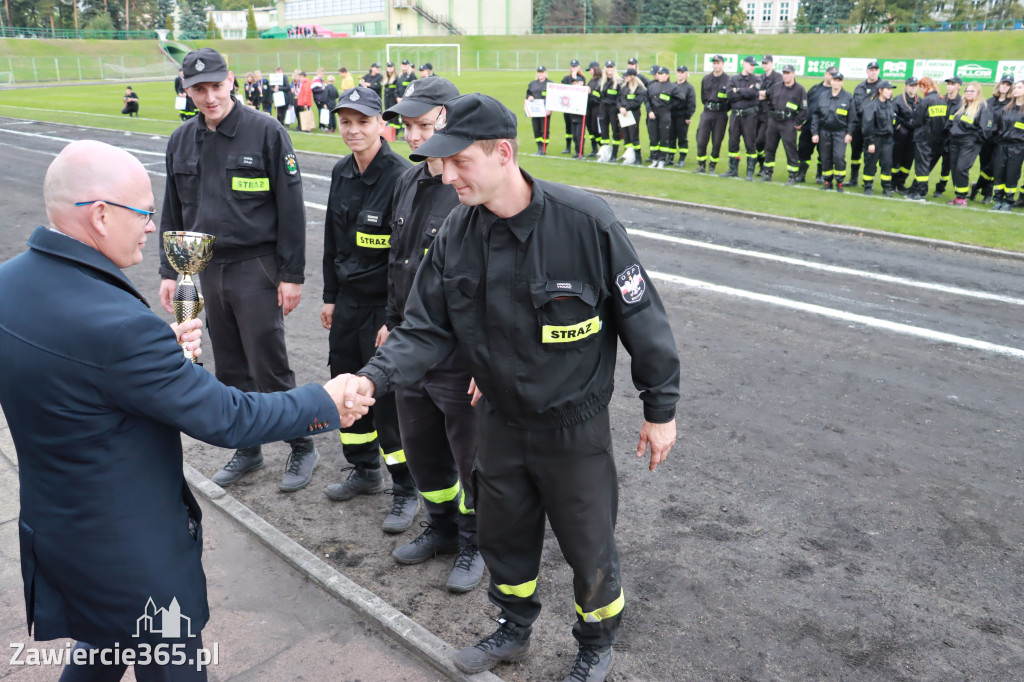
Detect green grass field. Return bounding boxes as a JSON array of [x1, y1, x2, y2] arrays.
[[2, 33, 1022, 250]]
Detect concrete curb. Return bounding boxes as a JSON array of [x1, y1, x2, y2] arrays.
[[181, 464, 502, 682], [0, 406, 497, 682]]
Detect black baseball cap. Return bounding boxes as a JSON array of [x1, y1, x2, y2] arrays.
[[182, 48, 229, 88], [945, 75, 962, 84], [657, 66, 669, 75], [401, 59, 411, 65], [386, 61, 394, 67], [370, 62, 380, 68], [383, 77, 459, 120], [762, 54, 773, 63], [570, 59, 580, 67], [588, 61, 600, 70], [876, 80, 893, 90], [537, 65, 546, 72], [742, 56, 757, 66], [677, 65, 688, 72], [624, 67, 638, 77], [905, 76, 918, 86], [781, 64, 795, 73], [409, 93, 518, 162], [832, 72, 845, 81], [627, 57, 638, 64], [605, 60, 615, 67], [421, 62, 433, 70], [331, 86, 382, 117], [650, 65, 659, 75], [867, 61, 880, 69], [999, 73, 1014, 83], [826, 66, 839, 75], [711, 54, 724, 63]]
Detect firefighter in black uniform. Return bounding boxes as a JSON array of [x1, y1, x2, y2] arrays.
[[972, 74, 1013, 203], [933, 76, 963, 197], [646, 66, 676, 168], [755, 55, 783, 172], [669, 65, 696, 167], [617, 68, 647, 165], [627, 57, 649, 87], [337, 93, 680, 682], [722, 56, 760, 180], [991, 80, 1024, 211], [893, 77, 919, 194], [585, 61, 603, 157], [360, 62, 384, 99], [396, 59, 418, 102], [850, 61, 881, 186], [321, 87, 419, 533], [599, 61, 625, 161], [861, 80, 897, 196], [378, 77, 486, 593], [906, 77, 946, 202], [811, 72, 855, 192], [695, 55, 730, 173], [159, 49, 318, 491], [562, 59, 587, 155], [799, 67, 837, 184], [946, 82, 995, 207], [761, 64, 807, 184], [173, 69, 197, 121], [526, 66, 551, 155]]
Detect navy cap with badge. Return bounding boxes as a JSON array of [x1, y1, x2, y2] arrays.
[[408, 93, 517, 162], [627, 57, 638, 65], [650, 65, 660, 75], [537, 65, 547, 72], [905, 76, 918, 86], [742, 56, 757, 66], [421, 62, 433, 70], [657, 66, 669, 75], [945, 75, 963, 85], [711, 55, 724, 63], [181, 48, 230, 88], [781, 64, 795, 74], [867, 61, 880, 70], [401, 59, 411, 65], [762, 54, 774, 64], [588, 61, 600, 70], [570, 59, 580, 67], [331, 86, 382, 117], [832, 72, 845, 81], [999, 73, 1014, 84], [624, 67, 638, 77], [605, 60, 615, 67], [383, 77, 459, 121], [875, 80, 893, 90], [677, 65, 688, 73]]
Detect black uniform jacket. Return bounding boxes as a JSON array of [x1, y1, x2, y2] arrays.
[[894, 92, 918, 135], [526, 78, 549, 101], [853, 78, 880, 117], [323, 139, 413, 305], [160, 101, 306, 283], [997, 104, 1024, 145], [947, 102, 995, 143], [647, 80, 678, 114], [861, 98, 896, 144], [397, 70, 417, 98], [700, 72, 730, 110], [768, 82, 808, 125], [362, 71, 384, 98], [600, 76, 623, 106], [806, 82, 830, 121], [726, 72, 760, 112], [385, 162, 461, 330], [913, 91, 949, 142], [811, 89, 856, 136], [618, 83, 647, 113], [587, 75, 603, 111], [562, 72, 587, 88], [759, 70, 783, 114], [671, 80, 697, 118], [361, 171, 681, 428]]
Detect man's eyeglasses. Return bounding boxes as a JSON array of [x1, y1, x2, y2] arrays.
[[74, 200, 156, 222]]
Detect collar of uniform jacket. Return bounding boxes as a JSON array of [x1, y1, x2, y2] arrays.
[[477, 169, 543, 243], [26, 226, 149, 307], [194, 98, 243, 140], [337, 138, 396, 183]]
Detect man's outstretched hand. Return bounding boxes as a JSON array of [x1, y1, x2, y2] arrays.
[[635, 419, 676, 472], [323, 374, 376, 428]]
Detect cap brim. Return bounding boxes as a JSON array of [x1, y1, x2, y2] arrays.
[[183, 69, 229, 89], [383, 98, 439, 121], [331, 102, 381, 117], [408, 132, 474, 162]]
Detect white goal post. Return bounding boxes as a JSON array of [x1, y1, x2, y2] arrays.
[[385, 43, 461, 76]]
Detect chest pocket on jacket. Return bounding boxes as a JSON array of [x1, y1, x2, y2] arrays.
[[227, 153, 270, 200], [443, 272, 480, 346], [172, 157, 200, 203], [530, 280, 600, 349], [354, 211, 390, 249]]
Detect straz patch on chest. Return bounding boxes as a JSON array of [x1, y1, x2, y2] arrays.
[[356, 232, 391, 249], [543, 316, 600, 343], [616, 264, 645, 304], [231, 177, 270, 191]]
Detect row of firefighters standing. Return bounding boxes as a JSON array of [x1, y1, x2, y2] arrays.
[[528, 55, 1024, 209]]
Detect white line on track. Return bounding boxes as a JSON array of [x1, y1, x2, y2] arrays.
[[628, 228, 1024, 306], [0, 126, 164, 157], [650, 270, 1024, 360]]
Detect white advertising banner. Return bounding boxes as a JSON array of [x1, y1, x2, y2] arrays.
[[913, 59, 956, 82], [839, 57, 879, 79], [997, 60, 1024, 82], [545, 83, 590, 115], [771, 55, 806, 76], [703, 53, 738, 73]]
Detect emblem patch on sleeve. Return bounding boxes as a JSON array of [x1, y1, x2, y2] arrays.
[[284, 153, 298, 175], [616, 264, 645, 304]]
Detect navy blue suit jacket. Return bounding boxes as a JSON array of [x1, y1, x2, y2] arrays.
[[0, 227, 339, 647]]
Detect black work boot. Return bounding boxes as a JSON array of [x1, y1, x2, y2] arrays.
[[863, 181, 874, 196], [279, 441, 319, 492], [760, 168, 772, 182], [562, 142, 572, 154], [695, 160, 706, 173], [536, 142, 546, 155], [981, 179, 994, 204], [676, 154, 686, 167], [446, 540, 486, 593], [815, 164, 824, 184], [719, 157, 739, 177], [969, 180, 980, 201], [882, 181, 893, 198], [325, 465, 384, 501], [933, 181, 946, 197], [587, 141, 598, 157], [707, 162, 716, 174], [785, 171, 798, 186], [848, 164, 860, 186], [745, 158, 756, 181], [392, 522, 459, 564], [211, 445, 264, 486], [836, 180, 844, 193], [381, 487, 420, 534], [453, 618, 532, 674], [821, 180, 833, 191], [562, 644, 614, 682], [610, 144, 619, 161], [795, 161, 808, 183]]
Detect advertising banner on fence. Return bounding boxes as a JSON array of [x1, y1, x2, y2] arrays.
[[742, 55, 806, 75], [804, 57, 841, 78], [955, 61, 998, 82], [839, 58, 879, 78], [545, 83, 589, 115], [913, 59, 956, 82], [703, 53, 738, 73], [880, 59, 912, 81], [996, 60, 1024, 82]]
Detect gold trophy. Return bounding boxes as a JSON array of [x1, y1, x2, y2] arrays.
[[163, 231, 216, 362]]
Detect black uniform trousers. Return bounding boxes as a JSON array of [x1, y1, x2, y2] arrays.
[[201, 254, 310, 446], [58, 636, 208, 681], [562, 112, 575, 149], [648, 111, 672, 160], [893, 129, 915, 187], [530, 114, 551, 147], [948, 136, 982, 198], [863, 137, 894, 186], [476, 404, 622, 648], [755, 112, 772, 162], [911, 136, 942, 194], [727, 108, 758, 163], [328, 298, 411, 487], [938, 143, 952, 189], [599, 102, 621, 146], [566, 114, 584, 154], [850, 126, 865, 171], [670, 113, 689, 161], [764, 118, 800, 175], [695, 109, 728, 165], [818, 130, 848, 180], [395, 358, 477, 541], [977, 139, 999, 185], [993, 143, 1024, 200], [620, 120, 641, 154], [586, 106, 602, 148], [797, 124, 819, 173]]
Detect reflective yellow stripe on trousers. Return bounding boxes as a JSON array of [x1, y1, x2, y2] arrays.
[[383, 448, 406, 465], [496, 579, 538, 598], [340, 430, 377, 445], [421, 479, 460, 504], [575, 588, 625, 623]]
